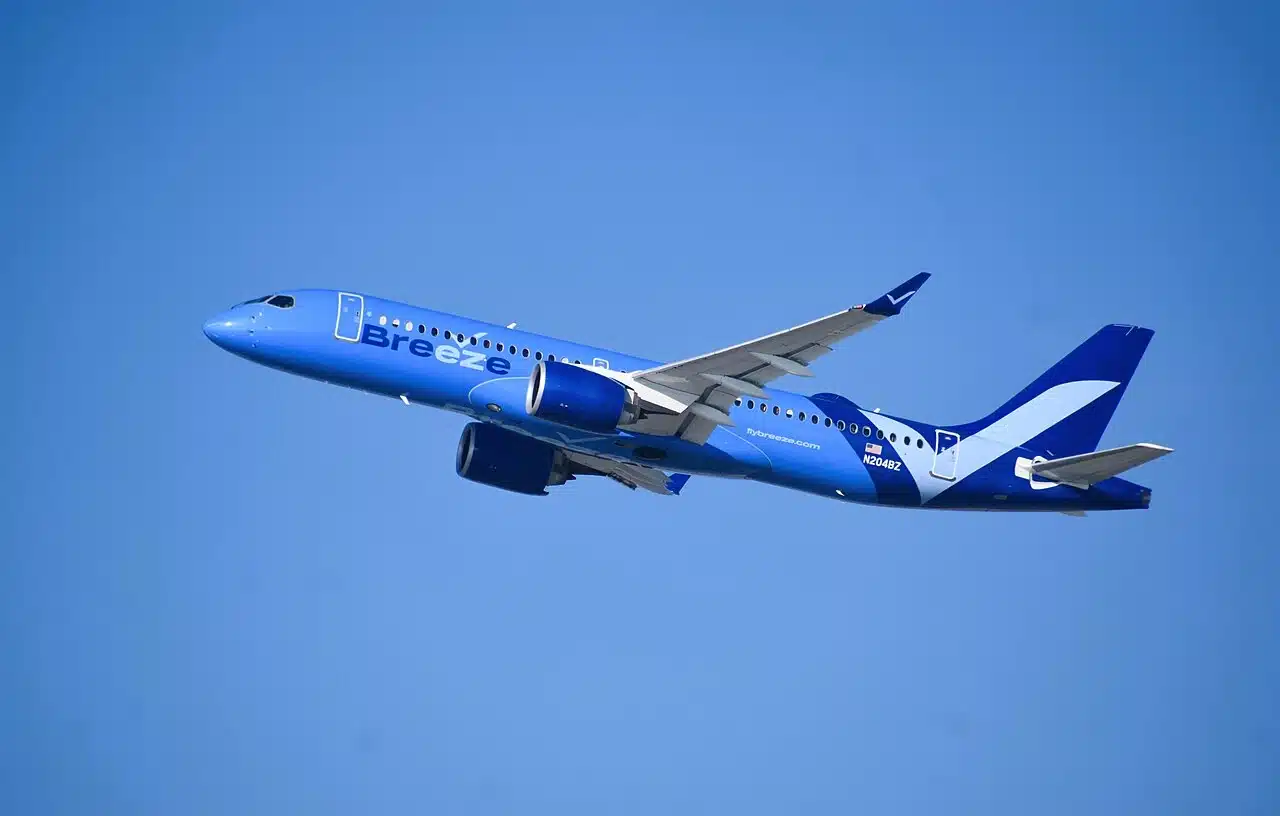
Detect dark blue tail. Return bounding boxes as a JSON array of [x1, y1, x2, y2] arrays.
[[961, 324, 1154, 457]]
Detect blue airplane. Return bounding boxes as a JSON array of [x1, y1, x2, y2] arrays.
[[203, 274, 1170, 513]]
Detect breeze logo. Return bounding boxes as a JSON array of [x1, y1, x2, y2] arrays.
[[359, 324, 512, 375]]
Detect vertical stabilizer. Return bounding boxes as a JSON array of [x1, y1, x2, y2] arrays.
[[963, 324, 1153, 457]]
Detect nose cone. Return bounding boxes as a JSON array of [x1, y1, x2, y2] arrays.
[[203, 311, 254, 353]]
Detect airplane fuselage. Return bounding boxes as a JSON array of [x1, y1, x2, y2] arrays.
[[203, 289, 1152, 512]]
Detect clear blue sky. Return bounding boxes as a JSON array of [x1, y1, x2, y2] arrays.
[[3, 2, 1277, 813]]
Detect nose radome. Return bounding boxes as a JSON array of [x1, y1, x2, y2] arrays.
[[203, 311, 252, 352], [202, 316, 224, 340]]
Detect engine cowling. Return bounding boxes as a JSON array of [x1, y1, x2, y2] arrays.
[[525, 361, 639, 432], [455, 422, 572, 495]]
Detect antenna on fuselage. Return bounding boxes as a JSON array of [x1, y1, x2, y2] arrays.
[[506, 322, 517, 329]]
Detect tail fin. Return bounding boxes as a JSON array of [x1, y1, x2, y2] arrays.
[[965, 324, 1154, 457]]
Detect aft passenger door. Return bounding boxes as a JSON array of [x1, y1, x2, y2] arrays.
[[334, 293, 364, 342], [931, 430, 960, 480]]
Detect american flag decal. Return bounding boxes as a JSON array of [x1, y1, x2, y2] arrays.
[[865, 443, 882, 455]]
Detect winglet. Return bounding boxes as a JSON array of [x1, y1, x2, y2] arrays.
[[862, 272, 931, 317], [665, 473, 692, 495]]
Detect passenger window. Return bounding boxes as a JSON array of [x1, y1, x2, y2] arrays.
[[863, 426, 871, 437], [535, 351, 543, 360], [470, 336, 478, 345], [785, 408, 793, 418], [379, 316, 388, 326], [522, 348, 530, 358], [457, 334, 466, 344], [418, 324, 425, 334], [747, 400, 755, 409], [812, 415, 819, 424], [798, 411, 806, 421], [444, 330, 452, 339], [917, 438, 924, 448], [509, 346, 517, 356], [825, 418, 832, 427], [760, 403, 768, 413], [735, 398, 742, 407], [483, 339, 491, 348], [890, 433, 896, 443], [548, 354, 555, 362], [574, 359, 581, 365], [431, 327, 438, 336], [496, 342, 503, 351], [837, 420, 846, 431], [404, 322, 413, 331], [773, 406, 781, 415], [877, 429, 884, 440], [392, 319, 400, 327], [903, 436, 910, 446]]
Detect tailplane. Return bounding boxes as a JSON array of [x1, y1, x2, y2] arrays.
[[964, 324, 1155, 457], [1019, 443, 1173, 489]]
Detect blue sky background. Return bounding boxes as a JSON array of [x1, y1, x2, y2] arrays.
[[2, 2, 1277, 813]]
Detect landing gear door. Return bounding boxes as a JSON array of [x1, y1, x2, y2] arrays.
[[335, 293, 364, 342], [931, 430, 960, 480]]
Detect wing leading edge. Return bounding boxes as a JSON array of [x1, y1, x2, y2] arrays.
[[628, 272, 931, 442]]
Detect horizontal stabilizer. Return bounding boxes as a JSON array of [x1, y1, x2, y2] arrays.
[[1032, 443, 1172, 488]]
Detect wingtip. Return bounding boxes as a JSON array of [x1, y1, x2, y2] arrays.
[[863, 272, 931, 317], [666, 473, 692, 495]]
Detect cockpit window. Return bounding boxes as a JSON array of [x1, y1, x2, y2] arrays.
[[266, 295, 295, 308], [239, 295, 272, 305]]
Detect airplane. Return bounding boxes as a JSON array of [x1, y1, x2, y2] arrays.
[[202, 274, 1171, 513]]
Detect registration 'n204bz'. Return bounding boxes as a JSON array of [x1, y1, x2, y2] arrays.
[[863, 454, 902, 471], [359, 324, 511, 375]]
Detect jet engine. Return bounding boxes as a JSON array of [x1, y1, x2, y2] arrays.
[[454, 422, 574, 496], [525, 361, 640, 432]]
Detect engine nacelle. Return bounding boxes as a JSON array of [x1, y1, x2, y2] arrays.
[[455, 422, 572, 496], [525, 361, 640, 432]]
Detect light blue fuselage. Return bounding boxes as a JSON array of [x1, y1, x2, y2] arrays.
[[204, 289, 1151, 511]]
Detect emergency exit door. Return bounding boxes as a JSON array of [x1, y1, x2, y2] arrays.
[[334, 293, 364, 342], [931, 430, 960, 480]]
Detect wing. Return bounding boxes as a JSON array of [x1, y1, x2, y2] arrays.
[[563, 450, 691, 496], [628, 272, 930, 442]]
